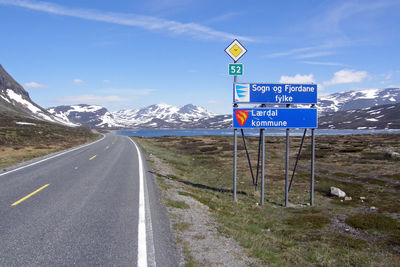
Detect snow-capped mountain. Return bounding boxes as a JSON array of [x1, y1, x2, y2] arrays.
[[47, 103, 216, 128], [319, 102, 400, 129], [0, 64, 73, 126], [47, 87, 400, 129], [112, 103, 215, 128], [48, 104, 123, 128], [318, 88, 400, 114]]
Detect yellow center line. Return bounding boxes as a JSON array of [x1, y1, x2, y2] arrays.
[[89, 155, 97, 160], [11, 184, 50, 206], [105, 146, 109, 150]]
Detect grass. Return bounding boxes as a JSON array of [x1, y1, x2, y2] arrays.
[[346, 213, 400, 232], [0, 114, 99, 169], [166, 198, 190, 209], [136, 133, 400, 266], [286, 213, 330, 229], [330, 234, 367, 250], [182, 242, 198, 267]]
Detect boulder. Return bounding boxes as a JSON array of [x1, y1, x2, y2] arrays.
[[330, 187, 346, 198], [385, 151, 400, 160]]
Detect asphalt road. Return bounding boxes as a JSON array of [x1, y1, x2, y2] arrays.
[[0, 133, 179, 266]]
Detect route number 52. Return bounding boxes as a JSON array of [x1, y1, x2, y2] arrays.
[[229, 63, 243, 76]]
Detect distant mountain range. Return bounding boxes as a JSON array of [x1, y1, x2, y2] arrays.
[[48, 87, 400, 129], [318, 88, 400, 113], [48, 103, 230, 129], [319, 102, 400, 129], [1, 64, 399, 129]]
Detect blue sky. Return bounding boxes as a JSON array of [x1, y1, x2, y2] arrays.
[[1, 0, 399, 114]]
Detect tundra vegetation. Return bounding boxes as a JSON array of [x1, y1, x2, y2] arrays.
[[137, 133, 400, 266], [0, 115, 99, 169]]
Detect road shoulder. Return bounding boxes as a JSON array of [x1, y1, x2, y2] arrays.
[[145, 152, 260, 266]]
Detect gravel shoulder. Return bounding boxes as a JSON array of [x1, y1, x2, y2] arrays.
[[148, 153, 260, 266]]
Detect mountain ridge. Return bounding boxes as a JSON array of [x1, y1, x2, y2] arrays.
[[1, 64, 399, 129], [47, 87, 400, 129]]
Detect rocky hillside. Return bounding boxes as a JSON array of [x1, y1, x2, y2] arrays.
[[319, 102, 400, 129], [0, 64, 72, 125], [48, 104, 121, 128], [113, 104, 215, 128], [318, 88, 400, 114]]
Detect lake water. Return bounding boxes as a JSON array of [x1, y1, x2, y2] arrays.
[[115, 128, 400, 138]]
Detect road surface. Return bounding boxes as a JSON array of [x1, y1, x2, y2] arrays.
[[0, 133, 179, 266]]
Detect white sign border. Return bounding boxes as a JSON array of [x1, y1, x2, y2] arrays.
[[225, 39, 247, 62]]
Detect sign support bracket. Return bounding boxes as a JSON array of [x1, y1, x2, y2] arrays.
[[240, 129, 256, 187], [288, 129, 307, 192]]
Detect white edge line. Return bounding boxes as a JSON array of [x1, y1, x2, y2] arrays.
[[144, 154, 156, 267], [0, 134, 106, 177], [130, 137, 148, 267], [128, 137, 156, 267]]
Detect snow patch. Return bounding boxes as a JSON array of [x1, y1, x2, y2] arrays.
[[1, 95, 10, 103], [16, 121, 36, 125], [7, 89, 41, 114], [354, 89, 380, 100]]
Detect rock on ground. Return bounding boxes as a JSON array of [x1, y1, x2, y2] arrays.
[[330, 186, 346, 198]]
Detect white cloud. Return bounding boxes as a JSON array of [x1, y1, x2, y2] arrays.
[[323, 69, 367, 86], [24, 81, 47, 88], [279, 74, 316, 84], [0, 0, 253, 42], [302, 61, 345, 67], [103, 79, 110, 83], [205, 12, 240, 24], [296, 51, 332, 59], [73, 79, 83, 84], [54, 94, 130, 104], [268, 46, 316, 58], [266, 40, 349, 58]]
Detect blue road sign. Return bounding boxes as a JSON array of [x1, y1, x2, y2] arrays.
[[233, 108, 317, 129], [234, 83, 317, 104]]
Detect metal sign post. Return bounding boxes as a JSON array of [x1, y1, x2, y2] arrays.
[[285, 128, 290, 207], [226, 39, 247, 202], [285, 104, 290, 207], [233, 127, 237, 202], [310, 103, 316, 206], [260, 129, 265, 206]]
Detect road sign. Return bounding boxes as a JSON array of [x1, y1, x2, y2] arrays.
[[225, 39, 247, 62], [234, 83, 317, 104], [233, 108, 317, 128], [229, 63, 243, 75]]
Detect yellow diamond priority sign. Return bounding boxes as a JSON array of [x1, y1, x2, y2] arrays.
[[225, 39, 247, 62]]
